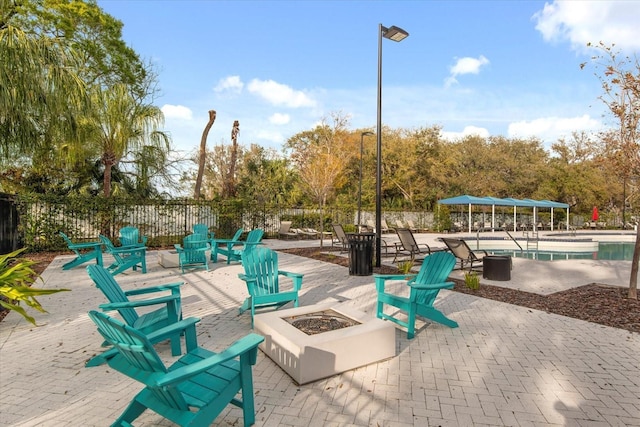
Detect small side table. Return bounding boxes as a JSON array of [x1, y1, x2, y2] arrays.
[[483, 255, 512, 281]]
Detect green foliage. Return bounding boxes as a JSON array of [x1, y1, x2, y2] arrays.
[[0, 248, 70, 325], [464, 271, 480, 290], [434, 205, 452, 232], [397, 260, 414, 274]]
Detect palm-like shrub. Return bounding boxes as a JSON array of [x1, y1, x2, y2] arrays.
[[0, 249, 70, 325]]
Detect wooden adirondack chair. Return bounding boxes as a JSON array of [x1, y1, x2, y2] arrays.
[[374, 251, 457, 339], [210, 227, 243, 261], [174, 233, 210, 273], [99, 234, 147, 275], [212, 229, 264, 265], [118, 226, 147, 247], [85, 264, 185, 366], [59, 232, 103, 270], [238, 246, 304, 327], [192, 223, 214, 240], [87, 310, 264, 427]]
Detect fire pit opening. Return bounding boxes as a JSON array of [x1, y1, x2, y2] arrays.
[[285, 309, 361, 335]]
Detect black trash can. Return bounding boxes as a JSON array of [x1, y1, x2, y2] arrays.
[[347, 232, 375, 276], [483, 255, 512, 281]]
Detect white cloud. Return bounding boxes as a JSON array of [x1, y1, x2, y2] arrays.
[[269, 113, 290, 125], [445, 55, 490, 87], [247, 79, 316, 108], [255, 129, 284, 143], [214, 76, 244, 93], [161, 104, 193, 120], [533, 1, 640, 53], [441, 126, 490, 141], [507, 114, 602, 141]]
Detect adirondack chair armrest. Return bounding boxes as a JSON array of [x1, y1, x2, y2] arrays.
[[155, 333, 265, 387], [124, 282, 183, 296], [174, 244, 183, 251], [374, 274, 416, 292], [67, 241, 102, 250], [279, 270, 304, 290], [110, 245, 147, 254], [409, 281, 455, 291], [145, 317, 201, 352], [99, 294, 180, 311]]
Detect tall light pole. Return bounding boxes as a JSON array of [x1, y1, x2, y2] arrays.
[[376, 23, 409, 267], [358, 131, 374, 232]]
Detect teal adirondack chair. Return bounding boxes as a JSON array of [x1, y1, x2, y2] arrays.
[[192, 223, 214, 239], [85, 264, 184, 366], [174, 234, 210, 273], [59, 232, 103, 270], [238, 246, 303, 327], [119, 226, 148, 248], [210, 228, 243, 262], [87, 310, 264, 427], [99, 234, 147, 275], [374, 251, 458, 339], [212, 228, 264, 265]]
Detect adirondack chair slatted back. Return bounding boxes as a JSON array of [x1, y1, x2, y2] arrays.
[[87, 310, 264, 426], [244, 228, 264, 248], [88, 311, 187, 407], [59, 231, 74, 248], [119, 226, 146, 247], [412, 251, 457, 306], [239, 246, 303, 327], [175, 234, 209, 273], [375, 251, 457, 338], [87, 264, 140, 326], [192, 223, 209, 237], [242, 246, 280, 296]]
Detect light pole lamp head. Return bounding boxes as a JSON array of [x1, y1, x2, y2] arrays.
[[361, 131, 374, 137], [382, 25, 409, 42]]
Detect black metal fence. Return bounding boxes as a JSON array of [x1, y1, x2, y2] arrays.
[[2, 194, 440, 253], [8, 195, 363, 252]]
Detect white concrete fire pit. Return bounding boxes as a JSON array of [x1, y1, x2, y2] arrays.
[[254, 302, 396, 385], [158, 250, 179, 268]]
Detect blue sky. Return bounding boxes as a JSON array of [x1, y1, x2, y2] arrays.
[[97, 1, 640, 154]]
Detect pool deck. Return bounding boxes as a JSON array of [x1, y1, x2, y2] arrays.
[[0, 230, 638, 426]]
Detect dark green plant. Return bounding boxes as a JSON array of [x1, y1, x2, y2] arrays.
[[0, 249, 70, 325]]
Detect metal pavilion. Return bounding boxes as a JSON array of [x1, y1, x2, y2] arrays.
[[437, 195, 570, 233]]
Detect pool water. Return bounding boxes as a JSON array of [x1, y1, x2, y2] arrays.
[[489, 242, 636, 261]]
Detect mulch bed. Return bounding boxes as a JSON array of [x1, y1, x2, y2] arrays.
[[279, 247, 640, 334]]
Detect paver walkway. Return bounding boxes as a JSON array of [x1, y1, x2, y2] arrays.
[[1, 245, 638, 426]]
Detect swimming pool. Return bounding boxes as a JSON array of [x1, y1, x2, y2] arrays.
[[488, 242, 635, 261]]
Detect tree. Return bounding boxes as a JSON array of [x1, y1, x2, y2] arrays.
[[223, 120, 240, 198], [587, 42, 640, 299], [0, 0, 85, 157], [194, 110, 216, 199], [235, 145, 297, 205], [286, 112, 352, 244], [83, 84, 170, 197]]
